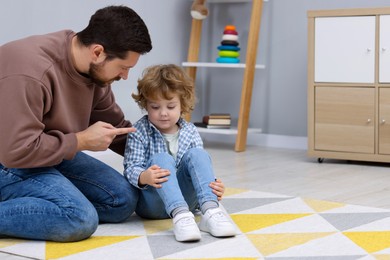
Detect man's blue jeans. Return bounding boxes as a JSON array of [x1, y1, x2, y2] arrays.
[[0, 152, 138, 242], [135, 148, 218, 219]]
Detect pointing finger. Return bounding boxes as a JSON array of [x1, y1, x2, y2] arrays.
[[112, 127, 136, 136]]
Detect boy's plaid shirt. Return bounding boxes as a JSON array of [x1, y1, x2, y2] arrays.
[[123, 115, 203, 188]]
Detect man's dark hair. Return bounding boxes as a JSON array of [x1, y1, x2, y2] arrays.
[[77, 5, 152, 60]]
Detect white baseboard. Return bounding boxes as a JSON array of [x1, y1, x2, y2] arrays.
[[83, 134, 308, 159], [201, 133, 308, 150]]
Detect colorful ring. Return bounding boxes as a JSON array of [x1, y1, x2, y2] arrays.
[[216, 57, 240, 63], [222, 34, 239, 41], [223, 29, 238, 35], [224, 25, 236, 31], [219, 50, 240, 58], [221, 40, 239, 46], [217, 45, 241, 51]]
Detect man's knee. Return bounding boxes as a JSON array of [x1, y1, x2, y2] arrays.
[[50, 205, 99, 242], [98, 182, 139, 223]]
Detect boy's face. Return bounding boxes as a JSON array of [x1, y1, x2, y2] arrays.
[[89, 51, 140, 87], [146, 93, 181, 134]]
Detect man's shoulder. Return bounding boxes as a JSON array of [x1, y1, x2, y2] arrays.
[[1, 30, 72, 50], [0, 30, 73, 82]]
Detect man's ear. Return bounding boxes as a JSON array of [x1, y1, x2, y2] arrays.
[[91, 44, 105, 62]]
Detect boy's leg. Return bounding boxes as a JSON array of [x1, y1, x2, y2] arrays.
[[135, 152, 187, 219], [56, 152, 139, 223], [135, 152, 200, 242], [177, 148, 236, 237], [0, 164, 98, 242], [176, 147, 218, 210]]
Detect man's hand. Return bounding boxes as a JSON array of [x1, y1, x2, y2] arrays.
[[76, 121, 136, 151], [139, 165, 170, 188]]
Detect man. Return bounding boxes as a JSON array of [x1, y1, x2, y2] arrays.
[[0, 5, 152, 242]]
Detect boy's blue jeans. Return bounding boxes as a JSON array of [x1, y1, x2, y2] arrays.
[[135, 148, 218, 219], [0, 152, 138, 242]]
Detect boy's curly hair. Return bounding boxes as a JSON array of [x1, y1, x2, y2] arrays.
[[132, 64, 196, 115]]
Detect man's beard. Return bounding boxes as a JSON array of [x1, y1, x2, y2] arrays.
[[89, 62, 121, 88]]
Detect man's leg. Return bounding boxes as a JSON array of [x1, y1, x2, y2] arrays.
[[56, 152, 139, 223], [0, 164, 98, 242]]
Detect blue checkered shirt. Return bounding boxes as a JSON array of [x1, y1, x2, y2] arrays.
[[123, 115, 203, 188]]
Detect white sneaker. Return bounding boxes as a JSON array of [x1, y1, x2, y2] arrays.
[[199, 207, 236, 237], [173, 212, 201, 242]]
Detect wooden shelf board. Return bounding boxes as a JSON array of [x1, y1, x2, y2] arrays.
[[207, 0, 268, 3], [196, 127, 262, 135], [182, 62, 265, 69]]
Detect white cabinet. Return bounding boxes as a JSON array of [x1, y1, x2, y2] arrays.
[[308, 7, 390, 163], [379, 15, 390, 83], [314, 16, 375, 83]]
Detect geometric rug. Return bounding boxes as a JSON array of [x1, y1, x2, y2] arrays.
[[2, 188, 390, 259]]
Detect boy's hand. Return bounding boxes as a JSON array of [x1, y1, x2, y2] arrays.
[[210, 178, 225, 201], [139, 165, 170, 188]]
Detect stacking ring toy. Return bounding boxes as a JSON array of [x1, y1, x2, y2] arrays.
[[225, 25, 236, 31], [223, 29, 238, 35], [221, 40, 239, 46], [222, 34, 239, 41], [217, 45, 241, 51], [219, 50, 240, 58], [216, 57, 240, 63]]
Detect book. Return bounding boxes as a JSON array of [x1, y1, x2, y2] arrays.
[[208, 113, 231, 119], [194, 122, 231, 129], [202, 115, 231, 125]]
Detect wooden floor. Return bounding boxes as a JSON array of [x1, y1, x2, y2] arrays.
[[3, 143, 390, 259], [92, 141, 390, 210], [205, 142, 390, 210]]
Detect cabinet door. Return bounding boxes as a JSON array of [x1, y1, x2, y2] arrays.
[[315, 16, 375, 83], [380, 15, 390, 83], [315, 87, 375, 153], [379, 88, 390, 154]]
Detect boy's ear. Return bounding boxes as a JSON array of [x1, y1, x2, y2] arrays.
[[191, 0, 208, 20]]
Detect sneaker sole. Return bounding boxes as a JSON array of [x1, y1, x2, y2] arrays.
[[175, 233, 201, 242], [199, 221, 236, 237]]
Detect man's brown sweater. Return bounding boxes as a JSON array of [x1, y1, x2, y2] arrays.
[[0, 30, 131, 168]]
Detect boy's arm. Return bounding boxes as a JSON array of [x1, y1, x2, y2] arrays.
[[123, 131, 148, 189]]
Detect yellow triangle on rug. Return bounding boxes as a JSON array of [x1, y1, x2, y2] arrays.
[[0, 239, 24, 249], [247, 232, 335, 256], [142, 218, 172, 235], [303, 198, 345, 212], [46, 236, 138, 259], [231, 213, 311, 233], [343, 231, 390, 253]]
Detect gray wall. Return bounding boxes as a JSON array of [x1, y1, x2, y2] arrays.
[[265, 0, 390, 137], [0, 0, 193, 123], [192, 0, 390, 140], [2, 0, 390, 145]]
